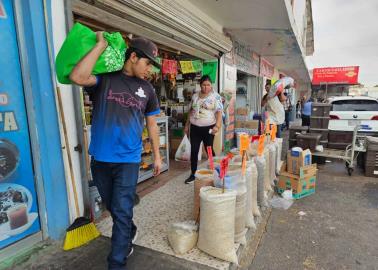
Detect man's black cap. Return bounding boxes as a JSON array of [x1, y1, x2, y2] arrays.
[[129, 37, 160, 68]]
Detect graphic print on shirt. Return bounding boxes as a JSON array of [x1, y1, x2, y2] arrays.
[[106, 89, 144, 110], [135, 87, 146, 98]]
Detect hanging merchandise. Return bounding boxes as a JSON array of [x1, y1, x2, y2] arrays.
[[197, 187, 238, 264], [203, 60, 218, 83], [179, 61, 195, 74], [192, 60, 203, 73], [56, 23, 127, 84], [150, 57, 162, 74], [162, 59, 178, 75]]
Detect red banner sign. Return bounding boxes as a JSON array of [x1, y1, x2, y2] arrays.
[[312, 66, 359, 85], [260, 58, 274, 78]]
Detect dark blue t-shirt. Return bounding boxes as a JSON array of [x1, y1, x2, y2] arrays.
[[85, 72, 160, 163]]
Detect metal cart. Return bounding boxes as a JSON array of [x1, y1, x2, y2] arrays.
[[312, 125, 367, 176]]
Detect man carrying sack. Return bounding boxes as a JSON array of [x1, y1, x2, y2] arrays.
[[70, 32, 162, 270]]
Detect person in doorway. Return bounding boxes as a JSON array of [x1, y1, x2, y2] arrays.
[[184, 75, 223, 184], [283, 92, 292, 130], [296, 100, 301, 118], [302, 97, 313, 126], [69, 33, 162, 270], [261, 80, 286, 138]]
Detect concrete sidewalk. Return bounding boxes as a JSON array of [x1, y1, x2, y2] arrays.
[[249, 161, 378, 270]]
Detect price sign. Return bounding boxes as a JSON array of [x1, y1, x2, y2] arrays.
[[241, 153, 247, 175], [207, 146, 214, 170], [271, 124, 277, 141], [239, 133, 250, 155], [220, 157, 229, 179], [265, 119, 270, 133], [257, 134, 265, 156]]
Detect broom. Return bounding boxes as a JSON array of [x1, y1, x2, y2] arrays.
[[56, 87, 100, 250]]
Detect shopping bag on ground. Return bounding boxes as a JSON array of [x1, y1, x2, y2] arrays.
[[175, 135, 202, 162], [56, 23, 127, 84]]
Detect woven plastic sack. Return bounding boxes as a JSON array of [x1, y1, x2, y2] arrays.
[[248, 140, 258, 157], [267, 97, 285, 125], [255, 155, 265, 207], [197, 187, 238, 264], [193, 169, 216, 220], [268, 144, 277, 186], [275, 138, 283, 175], [264, 149, 273, 197], [250, 159, 261, 217], [214, 165, 247, 244], [214, 165, 246, 194], [168, 221, 198, 255], [56, 23, 127, 84], [230, 156, 256, 229]]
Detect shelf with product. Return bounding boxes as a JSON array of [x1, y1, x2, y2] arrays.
[[139, 116, 169, 183]]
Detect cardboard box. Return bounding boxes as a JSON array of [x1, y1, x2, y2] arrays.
[[277, 163, 317, 199], [287, 149, 312, 175], [235, 120, 259, 129], [236, 107, 249, 115]]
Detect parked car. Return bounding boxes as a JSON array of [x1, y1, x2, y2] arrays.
[[327, 96, 378, 134]]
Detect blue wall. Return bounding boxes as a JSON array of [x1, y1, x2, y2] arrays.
[[18, 0, 70, 240]]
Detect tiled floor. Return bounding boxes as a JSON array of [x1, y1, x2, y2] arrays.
[[96, 159, 236, 270], [136, 160, 190, 197]]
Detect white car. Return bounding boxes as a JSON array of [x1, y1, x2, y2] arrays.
[[327, 96, 378, 133]]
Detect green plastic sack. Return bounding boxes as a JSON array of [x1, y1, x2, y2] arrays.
[[56, 23, 127, 84]]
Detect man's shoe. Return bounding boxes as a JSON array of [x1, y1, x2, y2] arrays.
[[132, 230, 138, 244], [127, 247, 134, 258], [185, 174, 195, 184]]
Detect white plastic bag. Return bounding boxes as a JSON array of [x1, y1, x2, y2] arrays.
[[197, 187, 238, 264], [175, 135, 202, 162], [168, 221, 198, 255]]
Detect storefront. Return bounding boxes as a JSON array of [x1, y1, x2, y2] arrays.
[[232, 40, 261, 115], [1, 0, 69, 259], [47, 0, 233, 219]]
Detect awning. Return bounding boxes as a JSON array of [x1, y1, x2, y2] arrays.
[[72, 0, 233, 60], [188, 0, 314, 84]]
